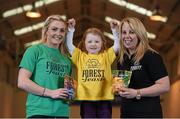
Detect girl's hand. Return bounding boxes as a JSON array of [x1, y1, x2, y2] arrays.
[[67, 18, 76, 29], [110, 19, 119, 30]]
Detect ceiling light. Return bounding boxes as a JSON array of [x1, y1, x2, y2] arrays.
[[3, 0, 61, 18], [147, 32, 156, 39], [150, 14, 167, 22], [109, 0, 168, 23], [109, 0, 152, 16], [105, 16, 118, 23], [104, 32, 114, 40], [26, 9, 41, 18], [26, 2, 41, 18], [104, 31, 156, 40], [14, 15, 66, 36], [25, 40, 41, 47], [105, 16, 156, 40], [149, 5, 167, 22], [14, 22, 44, 35]]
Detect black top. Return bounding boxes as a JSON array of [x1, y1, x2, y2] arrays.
[[117, 50, 168, 118]]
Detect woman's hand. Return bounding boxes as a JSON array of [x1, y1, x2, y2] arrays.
[[112, 83, 124, 94], [119, 87, 137, 99], [44, 88, 69, 99]]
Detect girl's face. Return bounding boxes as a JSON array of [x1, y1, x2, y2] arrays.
[[46, 20, 66, 48], [85, 33, 102, 54], [121, 22, 139, 52]]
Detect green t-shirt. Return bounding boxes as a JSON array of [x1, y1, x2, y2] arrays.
[[19, 44, 72, 117]]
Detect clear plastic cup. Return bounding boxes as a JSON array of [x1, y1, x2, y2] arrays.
[[112, 70, 132, 94]]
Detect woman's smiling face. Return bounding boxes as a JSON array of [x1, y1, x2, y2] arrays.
[[46, 20, 66, 48], [121, 22, 139, 52]]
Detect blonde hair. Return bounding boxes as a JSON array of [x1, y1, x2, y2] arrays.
[[78, 27, 107, 53], [41, 15, 69, 56], [119, 17, 155, 64]]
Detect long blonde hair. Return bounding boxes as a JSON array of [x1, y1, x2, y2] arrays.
[[78, 27, 107, 53], [119, 17, 155, 64], [41, 15, 69, 56]]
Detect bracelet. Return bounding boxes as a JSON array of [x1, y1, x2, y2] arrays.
[[136, 89, 141, 100], [42, 88, 46, 96]]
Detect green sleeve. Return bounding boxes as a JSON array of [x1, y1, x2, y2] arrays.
[[19, 45, 39, 73]]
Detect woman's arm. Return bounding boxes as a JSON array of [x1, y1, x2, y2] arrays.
[[110, 19, 120, 54], [119, 76, 170, 99], [66, 18, 76, 55], [18, 68, 68, 99], [138, 76, 170, 97]]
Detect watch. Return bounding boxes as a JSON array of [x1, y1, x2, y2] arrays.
[[136, 89, 141, 100]]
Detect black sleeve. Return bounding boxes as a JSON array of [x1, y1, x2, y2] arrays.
[[144, 51, 168, 82]]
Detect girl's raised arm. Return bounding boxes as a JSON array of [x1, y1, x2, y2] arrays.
[[110, 19, 120, 54], [66, 18, 76, 55]]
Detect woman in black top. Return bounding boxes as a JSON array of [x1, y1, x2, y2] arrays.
[[116, 17, 170, 118]]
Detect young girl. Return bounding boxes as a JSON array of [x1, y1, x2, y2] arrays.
[[66, 19, 120, 118]]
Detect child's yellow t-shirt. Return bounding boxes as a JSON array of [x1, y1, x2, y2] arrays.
[[71, 47, 116, 100]]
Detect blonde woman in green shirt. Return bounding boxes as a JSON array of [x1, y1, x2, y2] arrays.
[[18, 15, 73, 118]]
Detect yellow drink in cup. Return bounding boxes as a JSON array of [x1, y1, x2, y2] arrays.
[[112, 70, 132, 95]]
